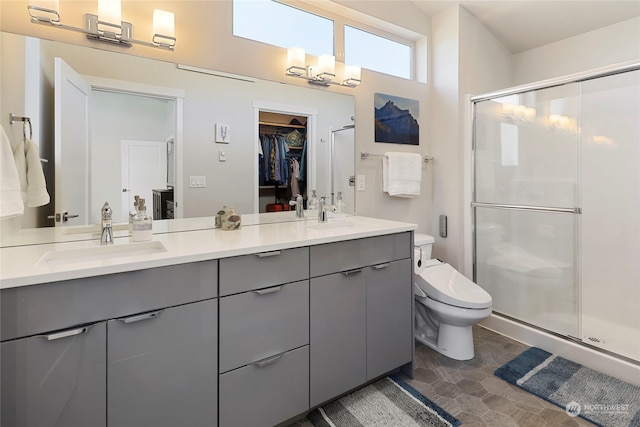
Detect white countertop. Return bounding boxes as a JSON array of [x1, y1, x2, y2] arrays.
[[0, 215, 416, 289]]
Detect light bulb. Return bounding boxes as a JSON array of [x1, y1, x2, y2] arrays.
[[98, 0, 121, 25], [286, 47, 306, 76]]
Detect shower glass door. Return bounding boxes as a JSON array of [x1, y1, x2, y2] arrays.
[[472, 83, 580, 338], [580, 69, 640, 361]]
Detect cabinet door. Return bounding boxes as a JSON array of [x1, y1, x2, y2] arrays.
[[1, 322, 106, 427], [310, 270, 366, 407], [108, 299, 217, 427], [366, 259, 413, 380]]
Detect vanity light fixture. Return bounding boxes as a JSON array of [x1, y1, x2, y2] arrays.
[[286, 47, 361, 88], [27, 0, 176, 50]]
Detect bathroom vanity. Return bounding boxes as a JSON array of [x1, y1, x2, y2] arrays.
[[0, 215, 416, 427]]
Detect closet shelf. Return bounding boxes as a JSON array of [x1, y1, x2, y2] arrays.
[[259, 121, 306, 129]]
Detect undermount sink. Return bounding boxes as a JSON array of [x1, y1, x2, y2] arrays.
[[307, 220, 364, 232], [63, 223, 130, 235], [38, 241, 167, 266]]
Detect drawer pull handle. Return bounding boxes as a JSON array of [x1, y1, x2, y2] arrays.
[[257, 251, 281, 258], [120, 310, 164, 324], [373, 263, 390, 270], [254, 286, 282, 295], [343, 268, 363, 276], [253, 353, 284, 367], [44, 326, 88, 341]]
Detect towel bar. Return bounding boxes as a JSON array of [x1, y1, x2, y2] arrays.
[[360, 152, 433, 162]]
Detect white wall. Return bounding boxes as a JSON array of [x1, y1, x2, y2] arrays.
[[2, 1, 637, 263], [428, 5, 513, 269], [458, 7, 514, 274], [513, 17, 640, 85], [429, 6, 461, 266]]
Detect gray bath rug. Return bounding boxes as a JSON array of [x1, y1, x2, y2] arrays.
[[308, 375, 460, 427], [495, 347, 640, 426]]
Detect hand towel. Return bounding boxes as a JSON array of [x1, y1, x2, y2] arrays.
[[24, 139, 50, 207], [383, 152, 422, 198], [0, 126, 24, 218], [13, 138, 50, 207]]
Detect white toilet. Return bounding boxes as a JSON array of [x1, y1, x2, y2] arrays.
[[413, 233, 492, 360]]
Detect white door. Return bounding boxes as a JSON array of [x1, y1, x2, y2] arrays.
[[121, 140, 167, 220], [54, 57, 91, 226]]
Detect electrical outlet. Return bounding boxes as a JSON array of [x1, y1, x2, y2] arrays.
[[189, 176, 206, 188], [356, 175, 365, 191]]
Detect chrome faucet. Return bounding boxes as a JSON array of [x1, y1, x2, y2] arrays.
[[289, 194, 304, 219], [100, 202, 114, 245], [318, 197, 328, 223]]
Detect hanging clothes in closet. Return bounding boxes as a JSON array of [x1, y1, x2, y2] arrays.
[[259, 131, 306, 188], [258, 124, 307, 212]]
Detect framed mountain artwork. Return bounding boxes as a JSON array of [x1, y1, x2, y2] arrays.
[[374, 93, 419, 145]]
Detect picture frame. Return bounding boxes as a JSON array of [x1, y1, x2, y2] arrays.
[[374, 93, 419, 145], [215, 123, 230, 143]]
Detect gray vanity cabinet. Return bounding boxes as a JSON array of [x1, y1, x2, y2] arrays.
[[218, 249, 310, 427], [366, 258, 413, 380], [219, 280, 309, 373], [1, 322, 107, 427], [1, 260, 219, 427], [309, 232, 412, 407], [107, 298, 218, 427], [309, 270, 367, 407]]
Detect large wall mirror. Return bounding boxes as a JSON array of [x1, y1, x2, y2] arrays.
[[0, 31, 355, 247]]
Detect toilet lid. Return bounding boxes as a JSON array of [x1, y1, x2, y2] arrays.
[[416, 263, 492, 309]]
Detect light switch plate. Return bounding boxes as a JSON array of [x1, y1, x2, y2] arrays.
[[189, 176, 206, 188], [356, 175, 365, 191]]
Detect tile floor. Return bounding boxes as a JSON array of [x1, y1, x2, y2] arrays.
[[289, 325, 595, 426]]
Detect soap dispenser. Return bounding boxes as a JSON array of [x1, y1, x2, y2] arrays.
[[128, 195, 141, 236], [132, 198, 153, 242], [307, 189, 318, 211], [335, 191, 345, 213]]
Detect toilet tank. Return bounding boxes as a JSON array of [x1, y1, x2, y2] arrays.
[[415, 233, 435, 260]]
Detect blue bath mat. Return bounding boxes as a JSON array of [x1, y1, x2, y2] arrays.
[[495, 347, 640, 426], [308, 375, 460, 427]]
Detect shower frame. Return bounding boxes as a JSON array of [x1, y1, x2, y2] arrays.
[[469, 60, 640, 361]]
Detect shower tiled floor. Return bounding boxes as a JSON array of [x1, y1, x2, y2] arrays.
[[288, 325, 595, 426]]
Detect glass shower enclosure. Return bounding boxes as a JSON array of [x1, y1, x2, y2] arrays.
[[471, 64, 640, 362]]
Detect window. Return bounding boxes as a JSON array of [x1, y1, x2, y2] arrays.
[[344, 25, 412, 79], [233, 0, 333, 57]]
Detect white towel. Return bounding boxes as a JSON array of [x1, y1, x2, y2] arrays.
[[383, 152, 422, 197], [0, 126, 24, 218], [14, 138, 50, 207]]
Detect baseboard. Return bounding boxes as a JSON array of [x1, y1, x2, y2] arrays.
[[479, 314, 640, 387]]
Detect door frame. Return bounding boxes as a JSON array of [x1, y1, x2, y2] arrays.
[[252, 100, 318, 214], [84, 76, 185, 219]]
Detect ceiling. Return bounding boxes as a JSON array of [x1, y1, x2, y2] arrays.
[[411, 1, 640, 53]]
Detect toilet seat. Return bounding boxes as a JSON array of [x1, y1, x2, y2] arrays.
[[415, 262, 492, 309]]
